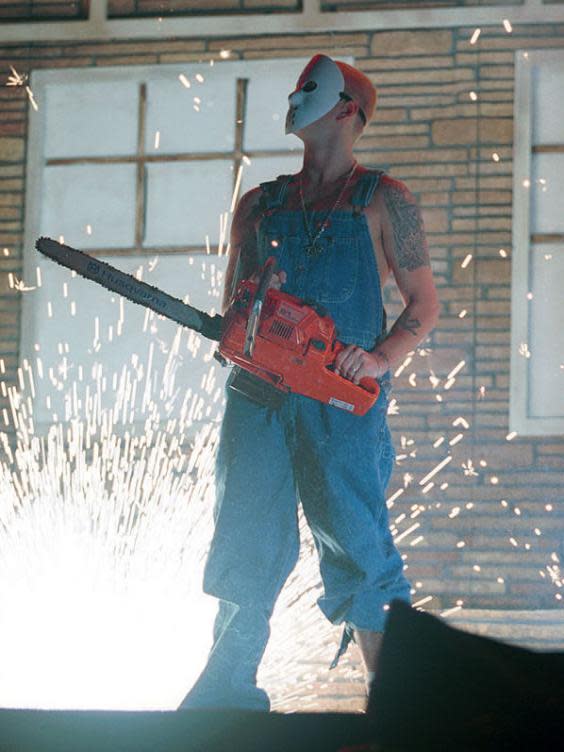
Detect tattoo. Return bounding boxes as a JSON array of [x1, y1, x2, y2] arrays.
[[396, 309, 421, 336], [382, 179, 430, 271], [374, 348, 390, 367]]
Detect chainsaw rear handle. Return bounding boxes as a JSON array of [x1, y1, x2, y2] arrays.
[[331, 340, 380, 395], [244, 256, 278, 357], [255, 256, 278, 302]]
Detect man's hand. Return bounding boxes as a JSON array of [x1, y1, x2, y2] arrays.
[[249, 269, 287, 290], [334, 345, 390, 385]]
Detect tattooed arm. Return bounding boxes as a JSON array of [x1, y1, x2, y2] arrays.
[[335, 176, 440, 384], [375, 176, 440, 368]]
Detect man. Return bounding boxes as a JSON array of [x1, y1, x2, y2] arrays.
[[179, 54, 440, 712]]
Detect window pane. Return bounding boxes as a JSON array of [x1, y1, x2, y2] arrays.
[[145, 74, 236, 155], [532, 61, 564, 145], [243, 60, 312, 151], [239, 154, 303, 197], [41, 164, 137, 249], [529, 244, 564, 418], [530, 153, 564, 234], [144, 160, 233, 247], [27, 253, 229, 432], [44, 81, 139, 158]]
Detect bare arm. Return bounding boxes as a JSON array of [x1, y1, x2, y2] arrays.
[[335, 176, 440, 383], [372, 176, 440, 369], [221, 189, 261, 315]]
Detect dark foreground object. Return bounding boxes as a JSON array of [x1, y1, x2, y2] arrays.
[[0, 709, 372, 752], [1, 601, 563, 751], [370, 599, 564, 751]]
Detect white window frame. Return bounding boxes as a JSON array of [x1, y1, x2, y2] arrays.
[[510, 48, 564, 436]]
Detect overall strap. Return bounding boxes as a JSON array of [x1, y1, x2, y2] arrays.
[[350, 168, 387, 217], [257, 173, 294, 212]]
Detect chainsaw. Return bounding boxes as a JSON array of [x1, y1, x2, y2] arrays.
[[35, 238, 380, 415]]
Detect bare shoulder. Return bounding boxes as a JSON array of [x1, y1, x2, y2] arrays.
[[234, 186, 263, 224], [374, 173, 416, 208], [373, 174, 430, 272]]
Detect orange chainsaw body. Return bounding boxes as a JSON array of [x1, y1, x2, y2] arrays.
[[219, 280, 380, 416]]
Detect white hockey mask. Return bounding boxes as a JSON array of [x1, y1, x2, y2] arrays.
[[285, 54, 346, 135]]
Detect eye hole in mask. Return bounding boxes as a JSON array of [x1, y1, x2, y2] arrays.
[[302, 80, 318, 92]]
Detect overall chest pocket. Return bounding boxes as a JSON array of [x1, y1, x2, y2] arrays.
[[313, 233, 360, 304]]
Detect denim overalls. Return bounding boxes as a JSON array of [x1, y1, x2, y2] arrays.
[[179, 169, 412, 711]]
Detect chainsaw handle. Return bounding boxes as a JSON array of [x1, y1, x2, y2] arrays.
[[255, 256, 278, 304], [331, 341, 380, 395]]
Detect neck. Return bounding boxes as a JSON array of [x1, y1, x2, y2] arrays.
[[300, 141, 357, 188]]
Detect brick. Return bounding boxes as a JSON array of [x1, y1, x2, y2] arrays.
[[62, 39, 206, 56], [410, 103, 481, 121], [416, 207, 447, 234], [0, 138, 24, 162], [0, 121, 24, 137], [432, 118, 513, 146], [456, 51, 515, 66], [370, 68, 474, 86], [456, 176, 512, 190], [371, 30, 454, 57], [243, 45, 367, 60], [243, 0, 298, 7], [369, 108, 407, 122], [367, 121, 428, 136], [377, 92, 455, 108], [419, 193, 451, 208], [479, 64, 515, 81], [94, 55, 159, 66], [452, 190, 512, 205], [0, 207, 20, 220], [0, 179, 23, 192], [362, 55, 454, 72], [456, 33, 564, 52], [360, 134, 429, 150], [0, 194, 21, 207], [209, 33, 369, 51]]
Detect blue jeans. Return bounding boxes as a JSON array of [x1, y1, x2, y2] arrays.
[[178, 385, 411, 711]]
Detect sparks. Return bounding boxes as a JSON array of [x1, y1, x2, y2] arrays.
[[518, 343, 531, 358], [462, 460, 478, 477], [447, 360, 466, 380], [419, 456, 452, 486]]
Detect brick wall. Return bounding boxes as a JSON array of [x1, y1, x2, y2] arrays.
[[1, 11, 563, 617]]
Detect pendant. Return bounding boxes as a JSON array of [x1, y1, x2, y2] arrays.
[[305, 241, 322, 257]]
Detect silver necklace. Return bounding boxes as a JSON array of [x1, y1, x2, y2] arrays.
[[298, 162, 358, 257]]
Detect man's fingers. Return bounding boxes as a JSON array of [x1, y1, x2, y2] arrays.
[[335, 346, 362, 377]]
